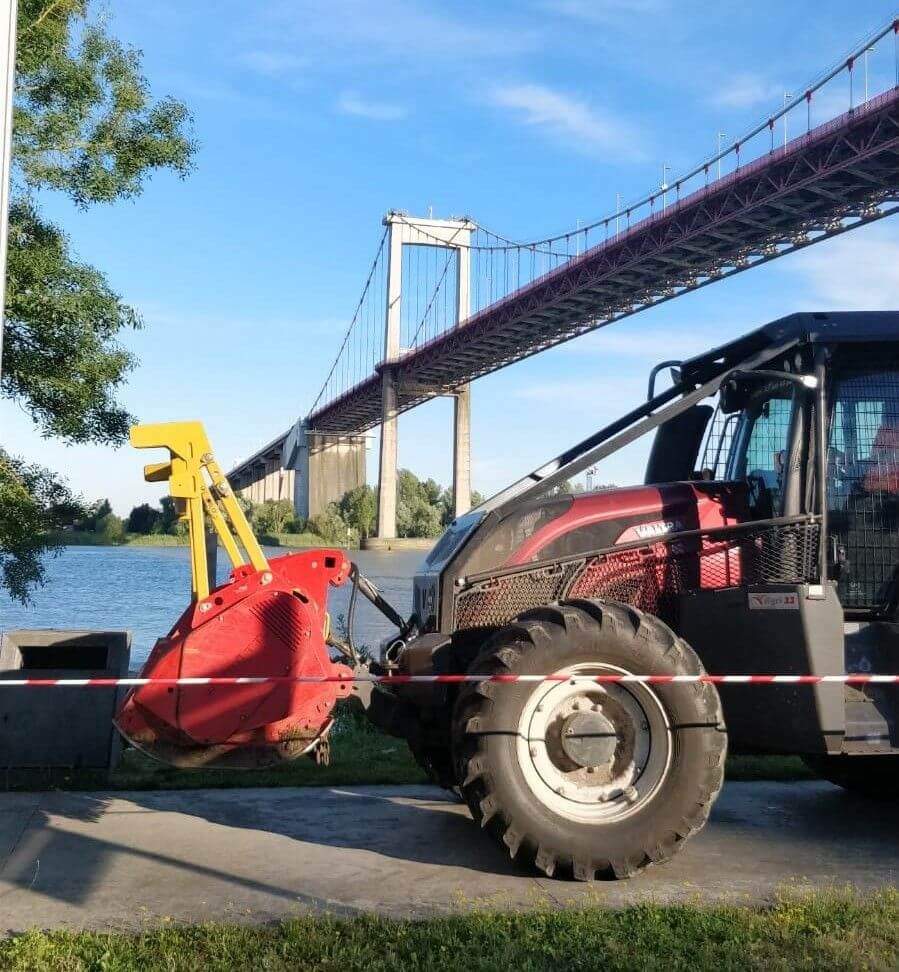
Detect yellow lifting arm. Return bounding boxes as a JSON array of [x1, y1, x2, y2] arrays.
[[130, 421, 270, 602]]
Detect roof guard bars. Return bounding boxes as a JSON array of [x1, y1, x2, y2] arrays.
[[482, 336, 801, 516]]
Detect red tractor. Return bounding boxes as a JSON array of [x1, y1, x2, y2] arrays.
[[117, 311, 899, 880]]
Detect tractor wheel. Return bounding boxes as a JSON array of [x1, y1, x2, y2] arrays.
[[452, 599, 726, 881], [803, 754, 899, 799]]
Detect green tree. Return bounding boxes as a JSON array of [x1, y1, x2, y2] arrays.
[[253, 499, 295, 536], [338, 484, 376, 540], [439, 487, 485, 527], [80, 497, 111, 532], [405, 498, 442, 538], [0, 0, 195, 600], [126, 502, 159, 534], [96, 510, 124, 542], [157, 496, 180, 534], [309, 504, 350, 545], [0, 450, 79, 602], [395, 469, 453, 538]]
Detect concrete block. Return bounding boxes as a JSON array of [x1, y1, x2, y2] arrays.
[[0, 629, 131, 769]]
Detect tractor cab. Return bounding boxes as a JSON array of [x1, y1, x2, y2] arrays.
[[412, 311, 899, 635], [403, 311, 899, 761]]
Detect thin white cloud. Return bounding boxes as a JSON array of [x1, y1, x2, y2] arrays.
[[238, 50, 307, 76], [542, 0, 665, 22], [489, 82, 645, 159], [710, 73, 783, 110], [786, 228, 899, 310], [262, 0, 537, 67], [512, 375, 641, 405], [568, 326, 721, 360], [336, 91, 408, 122]]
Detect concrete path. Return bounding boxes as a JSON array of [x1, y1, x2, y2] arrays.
[[0, 781, 897, 931]]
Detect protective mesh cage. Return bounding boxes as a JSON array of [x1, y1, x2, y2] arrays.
[[698, 406, 738, 479], [453, 518, 820, 631], [828, 364, 899, 610]]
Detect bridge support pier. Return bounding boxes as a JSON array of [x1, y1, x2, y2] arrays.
[[285, 421, 367, 524], [376, 371, 399, 540], [453, 383, 471, 518]]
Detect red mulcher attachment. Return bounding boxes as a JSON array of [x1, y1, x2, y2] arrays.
[[114, 422, 354, 768]]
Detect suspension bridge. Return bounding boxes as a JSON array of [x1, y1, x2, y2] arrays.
[[230, 19, 899, 543]]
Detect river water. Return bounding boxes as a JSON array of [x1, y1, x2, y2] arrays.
[[0, 545, 427, 670]]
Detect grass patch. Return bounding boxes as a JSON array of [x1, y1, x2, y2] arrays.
[[1, 709, 819, 793], [2, 889, 897, 970], [46, 531, 350, 549], [46, 531, 188, 547], [725, 754, 815, 782], [256, 531, 357, 549], [2, 704, 427, 792]]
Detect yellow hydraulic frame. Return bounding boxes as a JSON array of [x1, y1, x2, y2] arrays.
[[130, 421, 270, 602]]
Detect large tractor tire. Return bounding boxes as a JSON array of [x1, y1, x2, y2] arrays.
[[452, 599, 726, 880], [803, 754, 899, 799]]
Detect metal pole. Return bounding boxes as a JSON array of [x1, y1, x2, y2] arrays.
[[864, 47, 872, 102], [783, 91, 793, 148], [716, 133, 727, 179], [0, 0, 17, 381]]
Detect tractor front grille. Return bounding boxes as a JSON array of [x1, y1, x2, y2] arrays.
[[453, 517, 820, 631]]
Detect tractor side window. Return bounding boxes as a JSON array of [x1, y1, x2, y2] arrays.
[[727, 384, 794, 518], [697, 407, 738, 480], [827, 369, 899, 610]]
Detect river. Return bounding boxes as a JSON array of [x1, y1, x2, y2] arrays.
[[0, 545, 427, 670]]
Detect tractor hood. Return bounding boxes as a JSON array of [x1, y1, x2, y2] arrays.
[[414, 481, 749, 634]]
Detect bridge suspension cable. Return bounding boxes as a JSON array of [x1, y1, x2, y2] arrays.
[[308, 226, 388, 415]]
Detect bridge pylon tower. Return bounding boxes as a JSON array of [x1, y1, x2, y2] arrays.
[[375, 212, 475, 542]]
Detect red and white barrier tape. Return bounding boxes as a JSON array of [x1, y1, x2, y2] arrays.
[[0, 674, 897, 687]]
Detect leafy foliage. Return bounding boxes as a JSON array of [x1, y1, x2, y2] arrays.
[[79, 496, 110, 531], [0, 450, 79, 602], [337, 485, 376, 540], [0, 1, 196, 601], [4, 199, 139, 442], [14, 0, 195, 206], [309, 506, 351, 545], [126, 502, 158, 534], [252, 499, 298, 537], [96, 510, 124, 542]]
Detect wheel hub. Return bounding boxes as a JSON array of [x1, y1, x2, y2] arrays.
[[516, 663, 672, 823], [560, 709, 618, 768]]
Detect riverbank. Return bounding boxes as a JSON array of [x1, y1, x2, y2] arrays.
[[49, 531, 440, 551], [47, 530, 355, 549], [3, 890, 896, 969]]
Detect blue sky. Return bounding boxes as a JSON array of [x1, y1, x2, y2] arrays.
[[3, 0, 899, 513]]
